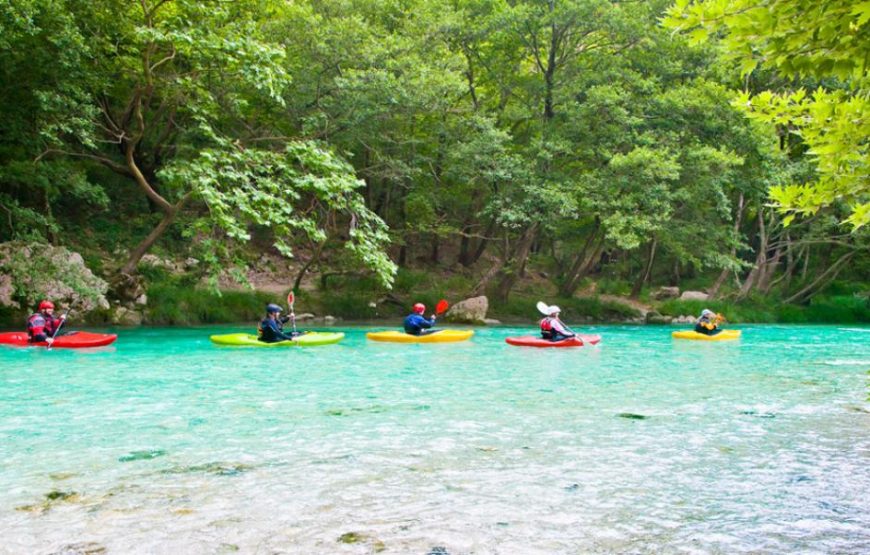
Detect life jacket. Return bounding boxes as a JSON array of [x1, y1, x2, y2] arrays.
[[540, 317, 553, 332], [27, 313, 46, 339]]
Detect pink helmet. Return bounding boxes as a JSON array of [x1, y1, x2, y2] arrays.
[[412, 303, 425, 314]]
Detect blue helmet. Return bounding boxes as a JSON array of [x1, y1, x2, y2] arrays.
[[266, 303, 283, 314]]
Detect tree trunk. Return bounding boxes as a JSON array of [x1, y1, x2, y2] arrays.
[[458, 224, 472, 266], [558, 224, 604, 297], [120, 140, 181, 275], [293, 247, 322, 292], [430, 234, 439, 264], [708, 191, 745, 299], [757, 244, 783, 293], [493, 223, 539, 302], [630, 238, 657, 299], [784, 252, 854, 304], [121, 207, 177, 274], [468, 220, 495, 266], [737, 207, 768, 300]]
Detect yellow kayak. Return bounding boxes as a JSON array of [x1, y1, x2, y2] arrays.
[[672, 330, 741, 341], [366, 330, 474, 343]]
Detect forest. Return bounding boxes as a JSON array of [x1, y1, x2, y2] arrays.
[[1, 0, 867, 325]]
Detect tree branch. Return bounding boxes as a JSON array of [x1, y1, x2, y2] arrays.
[[35, 149, 131, 176]]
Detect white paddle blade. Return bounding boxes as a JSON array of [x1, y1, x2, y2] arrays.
[[536, 301, 550, 315]]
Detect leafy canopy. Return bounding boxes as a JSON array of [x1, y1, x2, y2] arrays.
[[664, 0, 870, 229]]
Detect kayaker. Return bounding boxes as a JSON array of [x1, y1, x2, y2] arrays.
[[258, 303, 302, 343], [403, 303, 437, 336], [694, 309, 723, 336], [26, 300, 66, 345], [540, 305, 576, 342]]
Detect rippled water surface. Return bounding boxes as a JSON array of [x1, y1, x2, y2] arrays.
[[1, 324, 869, 554]]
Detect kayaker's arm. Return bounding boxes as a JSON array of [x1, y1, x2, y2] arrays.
[[263, 319, 297, 341], [551, 318, 575, 337]]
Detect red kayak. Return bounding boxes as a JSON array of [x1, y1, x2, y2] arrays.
[[505, 334, 602, 348], [0, 331, 117, 349]]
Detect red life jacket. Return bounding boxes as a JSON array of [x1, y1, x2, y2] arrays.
[[540, 317, 553, 332], [27, 313, 46, 339]]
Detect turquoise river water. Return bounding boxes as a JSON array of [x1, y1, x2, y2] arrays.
[[1, 324, 869, 554]]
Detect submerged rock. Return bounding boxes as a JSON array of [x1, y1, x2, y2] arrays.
[[739, 410, 776, 419], [337, 532, 385, 551], [16, 490, 81, 514], [338, 532, 363, 544], [617, 412, 648, 420], [48, 542, 106, 555], [118, 449, 167, 462], [45, 490, 77, 501], [160, 462, 254, 476]]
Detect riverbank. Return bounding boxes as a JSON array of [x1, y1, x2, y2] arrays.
[[2, 261, 867, 328], [4, 290, 867, 330]]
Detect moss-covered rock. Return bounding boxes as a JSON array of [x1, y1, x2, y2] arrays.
[[0, 241, 109, 315]]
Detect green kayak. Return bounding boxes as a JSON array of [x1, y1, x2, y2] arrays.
[[209, 332, 344, 347]]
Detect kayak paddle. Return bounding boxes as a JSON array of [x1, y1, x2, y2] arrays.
[[47, 307, 70, 351], [435, 299, 449, 316], [287, 290, 297, 334]]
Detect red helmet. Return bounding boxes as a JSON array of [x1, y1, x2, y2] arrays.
[[412, 303, 425, 314], [39, 300, 55, 310]]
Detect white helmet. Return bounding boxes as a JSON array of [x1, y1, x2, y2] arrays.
[[548, 305, 561, 315]]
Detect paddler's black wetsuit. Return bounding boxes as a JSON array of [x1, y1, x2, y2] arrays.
[[258, 316, 299, 343]]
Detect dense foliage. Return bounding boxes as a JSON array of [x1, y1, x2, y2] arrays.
[[0, 0, 866, 321]]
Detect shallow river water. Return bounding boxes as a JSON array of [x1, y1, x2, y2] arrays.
[[1, 324, 869, 554]]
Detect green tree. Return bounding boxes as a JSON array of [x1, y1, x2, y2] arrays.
[[664, 0, 870, 229], [20, 0, 394, 290]]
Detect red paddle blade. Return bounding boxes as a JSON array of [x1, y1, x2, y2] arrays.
[[435, 299, 449, 315], [287, 291, 295, 308]]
